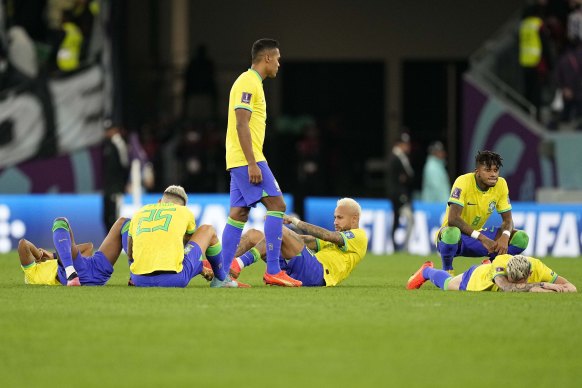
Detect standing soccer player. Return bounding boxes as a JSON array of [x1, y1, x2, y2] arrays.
[[435, 150, 529, 274], [221, 38, 301, 287]]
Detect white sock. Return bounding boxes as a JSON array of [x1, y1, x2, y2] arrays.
[[65, 266, 77, 278], [236, 257, 245, 269]]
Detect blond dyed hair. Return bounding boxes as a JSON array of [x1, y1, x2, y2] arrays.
[[506, 255, 531, 282], [337, 197, 361, 217], [163, 185, 188, 205]]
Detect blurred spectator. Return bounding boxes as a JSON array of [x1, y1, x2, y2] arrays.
[[102, 125, 129, 231], [183, 44, 217, 120], [421, 141, 451, 203], [387, 132, 414, 252], [555, 41, 582, 128], [567, 0, 582, 45], [56, 10, 83, 72], [128, 131, 155, 192], [519, 0, 554, 119], [6, 26, 38, 78], [0, 40, 31, 91]]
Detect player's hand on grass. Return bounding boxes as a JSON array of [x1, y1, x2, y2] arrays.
[[248, 163, 262, 184]]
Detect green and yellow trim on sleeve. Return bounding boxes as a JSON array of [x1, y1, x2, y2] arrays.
[[498, 207, 512, 213], [234, 105, 253, 112], [21, 262, 36, 270], [315, 238, 321, 252], [338, 232, 349, 252], [448, 199, 464, 207]]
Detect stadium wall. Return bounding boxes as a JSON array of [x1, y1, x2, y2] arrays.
[[1, 194, 581, 258]]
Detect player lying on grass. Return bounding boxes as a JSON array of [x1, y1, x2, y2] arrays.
[[204, 198, 368, 287], [127, 185, 246, 288], [407, 254, 577, 292], [436, 150, 529, 275], [18, 217, 130, 286]]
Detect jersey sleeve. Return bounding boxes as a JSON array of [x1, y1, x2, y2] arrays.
[[496, 178, 512, 213], [531, 258, 559, 283], [448, 176, 466, 207], [232, 77, 256, 112]]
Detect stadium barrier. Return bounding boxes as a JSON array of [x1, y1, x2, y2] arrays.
[[0, 194, 580, 257]]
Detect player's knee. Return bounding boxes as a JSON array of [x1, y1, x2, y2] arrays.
[[440, 227, 461, 245], [52, 217, 70, 231], [246, 228, 264, 245], [229, 208, 250, 222], [510, 230, 529, 250], [17, 238, 28, 252]]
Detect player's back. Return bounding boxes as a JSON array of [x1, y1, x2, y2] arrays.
[[129, 202, 196, 275]]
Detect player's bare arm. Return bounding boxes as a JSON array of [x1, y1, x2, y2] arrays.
[[299, 235, 318, 251], [494, 275, 564, 292], [127, 235, 133, 261], [284, 215, 344, 246], [554, 276, 577, 292], [492, 211, 514, 254], [235, 109, 262, 184], [448, 203, 496, 252]]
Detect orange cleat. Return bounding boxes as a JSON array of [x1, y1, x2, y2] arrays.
[[67, 275, 81, 287], [481, 259, 492, 265], [201, 260, 214, 281], [406, 261, 434, 290], [263, 271, 302, 287], [229, 259, 242, 279]]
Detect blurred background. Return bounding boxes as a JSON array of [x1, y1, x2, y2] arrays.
[[1, 0, 581, 255]]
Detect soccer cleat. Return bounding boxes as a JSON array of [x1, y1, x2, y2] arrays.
[[67, 273, 81, 287], [229, 259, 242, 279], [263, 271, 302, 287], [201, 260, 214, 281], [481, 259, 491, 265], [406, 261, 434, 290], [210, 275, 240, 288]]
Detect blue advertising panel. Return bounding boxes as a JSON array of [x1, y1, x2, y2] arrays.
[[0, 194, 293, 253], [305, 197, 582, 258]]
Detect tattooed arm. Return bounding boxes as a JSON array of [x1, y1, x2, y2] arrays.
[[494, 275, 565, 292], [284, 215, 345, 247], [298, 235, 318, 251]]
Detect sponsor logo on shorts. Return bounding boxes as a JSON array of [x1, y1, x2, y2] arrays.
[[241, 92, 252, 104]]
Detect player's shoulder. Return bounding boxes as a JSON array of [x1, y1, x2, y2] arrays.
[[234, 69, 258, 86], [343, 228, 368, 241], [454, 172, 474, 185]]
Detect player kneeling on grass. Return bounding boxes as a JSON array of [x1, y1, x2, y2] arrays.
[[407, 254, 577, 292], [19, 217, 130, 286], [127, 185, 246, 288], [204, 198, 368, 287]]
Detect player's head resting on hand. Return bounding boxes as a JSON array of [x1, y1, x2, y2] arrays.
[[506, 255, 532, 282], [162, 185, 188, 205], [334, 198, 361, 231]]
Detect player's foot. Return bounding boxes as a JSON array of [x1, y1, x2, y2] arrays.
[[210, 275, 241, 288], [406, 261, 433, 290], [229, 259, 242, 279], [201, 260, 214, 281], [66, 273, 80, 287], [263, 271, 302, 287], [481, 259, 491, 265]]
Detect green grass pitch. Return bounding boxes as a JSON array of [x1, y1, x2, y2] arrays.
[[1, 251, 581, 387]]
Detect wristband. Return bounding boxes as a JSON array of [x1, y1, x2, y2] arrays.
[[502, 230, 511, 237], [290, 217, 300, 227], [471, 230, 480, 239]]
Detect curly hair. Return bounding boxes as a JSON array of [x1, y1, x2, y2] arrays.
[[475, 150, 503, 169]]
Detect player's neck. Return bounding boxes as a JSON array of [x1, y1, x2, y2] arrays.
[[250, 65, 266, 80]]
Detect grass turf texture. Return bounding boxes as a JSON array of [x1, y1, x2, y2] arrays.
[[1, 252, 581, 387]]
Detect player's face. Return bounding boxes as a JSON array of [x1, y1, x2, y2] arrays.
[[475, 163, 500, 188], [333, 205, 355, 231], [265, 48, 280, 78]]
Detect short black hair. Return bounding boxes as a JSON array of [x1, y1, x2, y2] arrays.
[[475, 150, 503, 168], [251, 39, 279, 63]]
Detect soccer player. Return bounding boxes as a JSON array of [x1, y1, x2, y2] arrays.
[[18, 217, 130, 286], [436, 150, 529, 274], [213, 198, 368, 287], [127, 185, 241, 288], [407, 254, 577, 292], [221, 38, 301, 287]]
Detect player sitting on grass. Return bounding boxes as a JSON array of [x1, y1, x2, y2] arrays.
[[18, 217, 129, 286], [204, 198, 368, 287], [127, 185, 246, 288], [407, 254, 577, 292], [436, 150, 529, 274]]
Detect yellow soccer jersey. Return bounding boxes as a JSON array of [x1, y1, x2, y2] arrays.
[[129, 202, 196, 275], [225, 69, 267, 169], [315, 228, 368, 287], [441, 173, 512, 231], [466, 254, 558, 291], [22, 260, 61, 285]]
